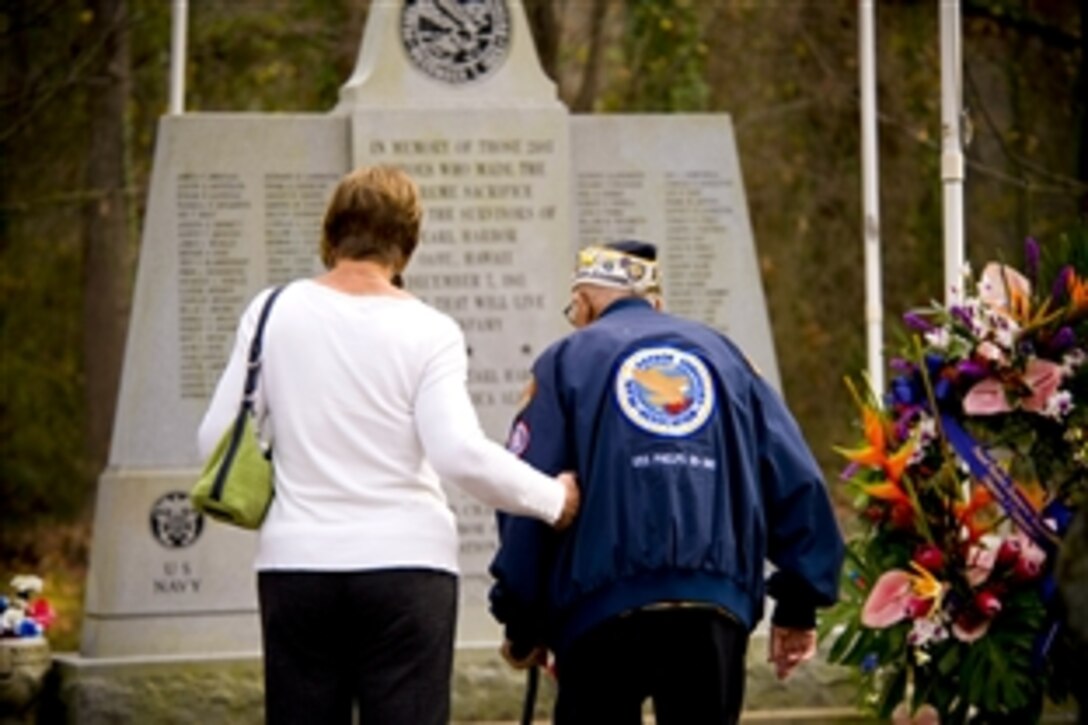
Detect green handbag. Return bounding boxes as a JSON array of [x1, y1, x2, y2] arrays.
[[191, 286, 285, 529]]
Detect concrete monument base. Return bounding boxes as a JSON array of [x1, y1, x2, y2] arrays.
[[45, 642, 1079, 723], [42, 635, 872, 724], [45, 652, 262, 725], [81, 468, 262, 659]]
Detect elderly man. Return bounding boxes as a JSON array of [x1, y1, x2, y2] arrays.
[[489, 240, 845, 724]]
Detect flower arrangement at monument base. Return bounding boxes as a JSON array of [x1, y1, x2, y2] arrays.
[[0, 574, 55, 718], [824, 236, 1086, 723], [0, 575, 54, 640]]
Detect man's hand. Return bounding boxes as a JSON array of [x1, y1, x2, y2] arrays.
[[500, 639, 548, 670], [553, 472, 580, 530], [768, 625, 816, 680]]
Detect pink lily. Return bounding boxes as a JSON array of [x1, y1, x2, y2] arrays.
[[860, 570, 913, 628], [962, 378, 1010, 415], [962, 358, 1063, 416], [978, 262, 1032, 322], [1021, 358, 1062, 413], [860, 564, 943, 628]]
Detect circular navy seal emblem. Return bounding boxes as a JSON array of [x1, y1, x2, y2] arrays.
[[401, 0, 511, 84], [615, 347, 716, 437], [150, 491, 203, 549]]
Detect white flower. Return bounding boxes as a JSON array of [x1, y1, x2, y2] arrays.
[[908, 416, 939, 465], [924, 327, 951, 350], [1043, 390, 1074, 420], [1, 607, 25, 633], [993, 324, 1017, 350], [907, 615, 949, 649], [11, 575, 43, 596], [976, 341, 1006, 364], [1062, 349, 1086, 375]]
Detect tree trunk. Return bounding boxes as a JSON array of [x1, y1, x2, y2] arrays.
[[82, 0, 132, 478], [572, 0, 608, 113], [523, 0, 560, 83]]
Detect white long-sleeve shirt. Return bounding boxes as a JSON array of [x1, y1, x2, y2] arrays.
[[197, 280, 565, 573]]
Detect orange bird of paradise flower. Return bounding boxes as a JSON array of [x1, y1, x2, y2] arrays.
[[1068, 269, 1088, 312], [953, 484, 993, 542], [837, 404, 917, 506]]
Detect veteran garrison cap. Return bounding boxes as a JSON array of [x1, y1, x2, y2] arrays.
[[572, 240, 661, 294], [605, 239, 657, 261]]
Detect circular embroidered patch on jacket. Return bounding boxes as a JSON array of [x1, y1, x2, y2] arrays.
[[615, 347, 715, 436]]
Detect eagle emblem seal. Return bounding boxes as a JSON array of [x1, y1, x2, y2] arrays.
[[401, 0, 511, 85], [615, 347, 715, 437]]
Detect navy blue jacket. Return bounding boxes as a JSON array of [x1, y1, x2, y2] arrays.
[[489, 298, 844, 658]]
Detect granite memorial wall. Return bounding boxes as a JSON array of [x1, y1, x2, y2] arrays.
[[80, 0, 778, 660]]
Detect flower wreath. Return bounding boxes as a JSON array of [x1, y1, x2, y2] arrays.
[[827, 235, 1087, 722]]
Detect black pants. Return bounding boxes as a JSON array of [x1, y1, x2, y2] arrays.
[[257, 568, 457, 725], [554, 607, 748, 725]]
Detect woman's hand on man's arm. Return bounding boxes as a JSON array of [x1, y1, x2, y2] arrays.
[[553, 471, 580, 530]]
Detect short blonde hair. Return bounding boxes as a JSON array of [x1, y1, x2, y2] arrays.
[[320, 165, 422, 269]]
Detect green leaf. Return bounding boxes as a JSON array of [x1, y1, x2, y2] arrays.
[[828, 622, 861, 663], [877, 665, 908, 720]]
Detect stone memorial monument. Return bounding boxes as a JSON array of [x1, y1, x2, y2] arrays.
[[56, 0, 797, 720], [571, 114, 779, 390]]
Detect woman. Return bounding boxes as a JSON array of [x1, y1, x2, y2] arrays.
[[197, 165, 578, 724]]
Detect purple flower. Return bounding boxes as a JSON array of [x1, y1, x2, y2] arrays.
[[1052, 266, 1073, 305], [955, 359, 989, 380], [1048, 326, 1076, 354], [950, 305, 976, 332], [903, 311, 935, 332], [860, 653, 879, 673], [890, 357, 915, 373], [1024, 237, 1040, 282], [839, 461, 860, 480], [893, 407, 920, 441]]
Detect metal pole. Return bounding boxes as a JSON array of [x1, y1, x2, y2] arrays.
[[169, 0, 188, 115], [940, 0, 965, 304], [860, 0, 884, 395]]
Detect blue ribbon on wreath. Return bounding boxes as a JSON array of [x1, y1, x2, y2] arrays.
[[940, 414, 1060, 554], [940, 413, 1075, 665]]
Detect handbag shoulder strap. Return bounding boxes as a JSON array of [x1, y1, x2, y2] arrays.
[[242, 285, 286, 408]]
